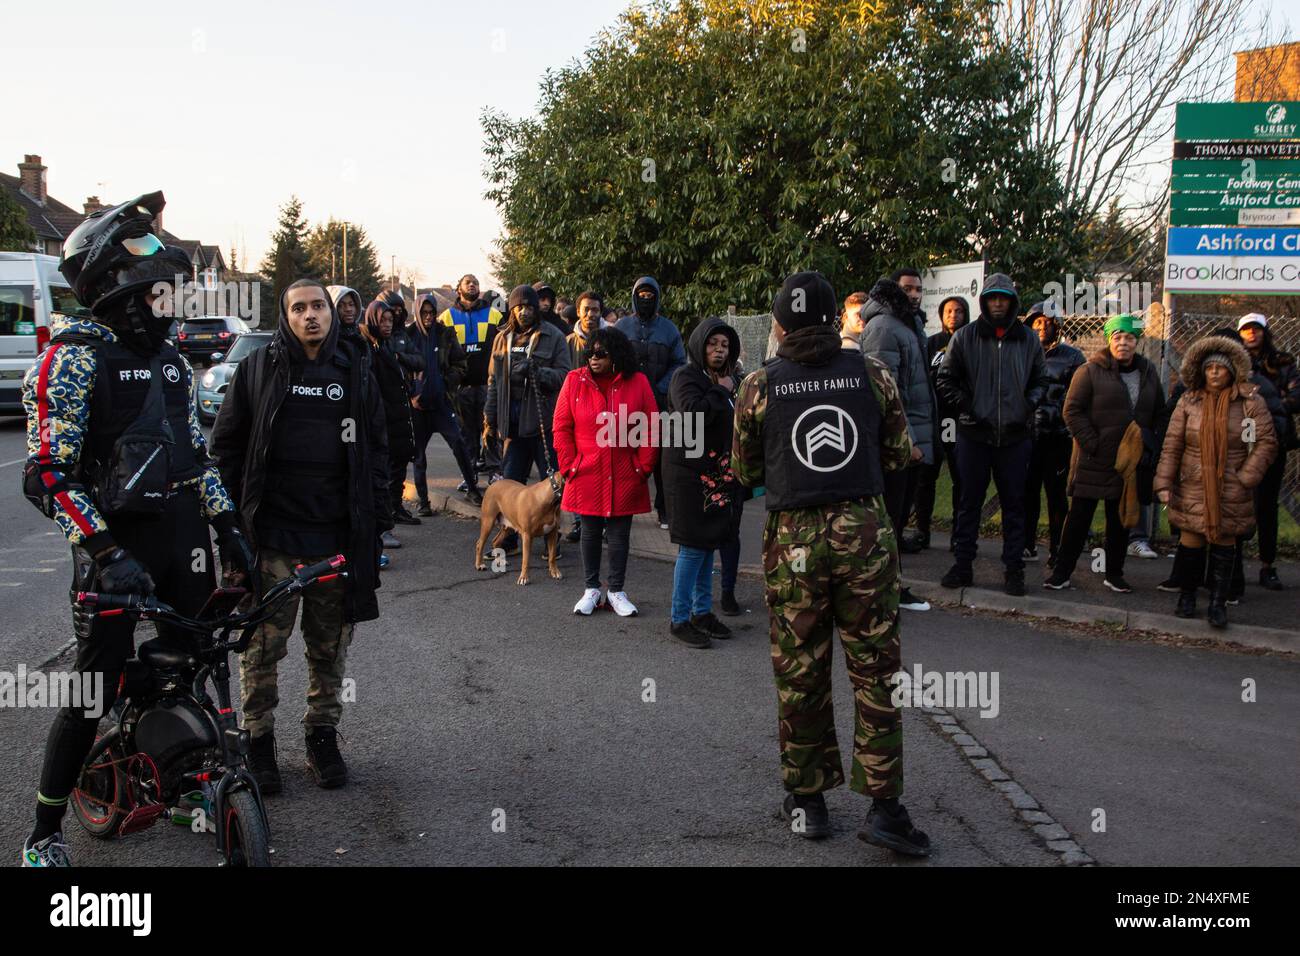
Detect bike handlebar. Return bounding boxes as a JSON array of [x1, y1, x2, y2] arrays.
[[76, 554, 349, 636]]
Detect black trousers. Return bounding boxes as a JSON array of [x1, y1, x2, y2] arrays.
[[39, 489, 215, 807], [455, 385, 501, 472], [913, 439, 960, 535], [1053, 496, 1127, 582], [883, 463, 920, 567], [1253, 452, 1287, 566], [579, 514, 633, 591], [412, 407, 477, 500], [1025, 433, 1072, 558]]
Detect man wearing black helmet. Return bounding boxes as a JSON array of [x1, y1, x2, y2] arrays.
[[19, 193, 255, 867]]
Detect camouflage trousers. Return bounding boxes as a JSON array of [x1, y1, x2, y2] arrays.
[[240, 548, 353, 738], [763, 496, 902, 798]]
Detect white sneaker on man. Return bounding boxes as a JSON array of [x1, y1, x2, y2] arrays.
[[381, 530, 401, 549], [22, 832, 70, 867], [606, 591, 639, 617], [573, 588, 604, 616]]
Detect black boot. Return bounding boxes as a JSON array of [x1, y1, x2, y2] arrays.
[[859, 798, 931, 857], [1173, 543, 1203, 619], [781, 792, 831, 839], [1207, 545, 1234, 629], [248, 733, 282, 796], [305, 726, 348, 789]]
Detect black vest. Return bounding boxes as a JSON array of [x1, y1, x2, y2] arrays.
[[83, 339, 202, 482], [260, 361, 351, 535], [762, 351, 883, 511]]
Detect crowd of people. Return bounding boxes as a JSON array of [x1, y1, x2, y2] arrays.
[[17, 191, 1297, 867]]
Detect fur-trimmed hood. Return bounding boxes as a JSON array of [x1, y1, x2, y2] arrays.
[[862, 278, 914, 325], [1181, 335, 1253, 393]]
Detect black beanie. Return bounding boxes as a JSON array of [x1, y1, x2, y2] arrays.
[[508, 284, 540, 313], [773, 271, 837, 332]]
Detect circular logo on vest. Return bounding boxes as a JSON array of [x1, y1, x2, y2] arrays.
[[326, 383, 344, 402], [792, 405, 858, 473], [162, 364, 181, 384]]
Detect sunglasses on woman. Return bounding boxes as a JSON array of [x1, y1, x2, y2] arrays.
[[589, 349, 609, 360]]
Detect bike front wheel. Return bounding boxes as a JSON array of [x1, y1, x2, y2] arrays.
[[221, 788, 271, 867]]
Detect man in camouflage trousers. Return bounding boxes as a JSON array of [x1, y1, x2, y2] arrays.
[[732, 271, 931, 856]]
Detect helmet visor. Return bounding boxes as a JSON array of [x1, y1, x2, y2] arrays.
[[119, 233, 166, 257]]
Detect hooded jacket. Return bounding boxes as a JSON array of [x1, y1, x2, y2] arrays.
[[614, 277, 687, 406], [935, 273, 1048, 446], [1063, 348, 1164, 500], [408, 292, 467, 415], [1023, 304, 1085, 440], [663, 318, 743, 549], [1154, 337, 1278, 539], [859, 278, 936, 464], [1247, 332, 1299, 449], [361, 301, 416, 463], [210, 283, 389, 623], [532, 281, 571, 335]]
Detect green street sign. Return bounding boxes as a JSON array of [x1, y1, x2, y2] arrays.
[[1175, 102, 1300, 141], [1170, 207, 1300, 226], [1171, 158, 1300, 191], [1171, 190, 1300, 211]]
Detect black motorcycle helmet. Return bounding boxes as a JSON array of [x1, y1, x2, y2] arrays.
[[59, 191, 192, 318]]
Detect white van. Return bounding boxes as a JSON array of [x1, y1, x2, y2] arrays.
[[0, 252, 90, 414]]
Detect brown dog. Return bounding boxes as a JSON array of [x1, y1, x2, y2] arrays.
[[473, 473, 567, 585]]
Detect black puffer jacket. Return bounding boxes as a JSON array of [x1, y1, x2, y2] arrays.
[[935, 273, 1049, 446], [1035, 340, 1086, 438], [362, 303, 416, 464]]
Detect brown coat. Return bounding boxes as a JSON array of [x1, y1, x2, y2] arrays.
[[1064, 350, 1164, 500], [1153, 336, 1279, 539]]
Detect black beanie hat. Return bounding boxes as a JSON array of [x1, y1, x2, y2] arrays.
[[773, 271, 837, 332], [508, 284, 540, 313]]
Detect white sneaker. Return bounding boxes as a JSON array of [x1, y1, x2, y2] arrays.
[[573, 588, 604, 616], [606, 591, 639, 617], [381, 530, 401, 549], [1127, 541, 1158, 559]]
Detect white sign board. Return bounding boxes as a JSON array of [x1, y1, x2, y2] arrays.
[[920, 261, 984, 336], [1164, 226, 1300, 294]]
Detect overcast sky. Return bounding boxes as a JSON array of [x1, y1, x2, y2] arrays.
[[3, 0, 628, 290], [4, 0, 1297, 293]]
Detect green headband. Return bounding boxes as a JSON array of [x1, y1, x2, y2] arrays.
[[1103, 313, 1144, 340]]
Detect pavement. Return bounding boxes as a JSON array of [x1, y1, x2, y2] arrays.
[[425, 460, 1298, 654], [1, 417, 1296, 867]]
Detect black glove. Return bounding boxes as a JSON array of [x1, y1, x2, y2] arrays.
[[1034, 407, 1053, 435], [95, 548, 155, 596], [217, 524, 260, 595]]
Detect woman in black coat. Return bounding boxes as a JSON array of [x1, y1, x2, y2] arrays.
[[362, 302, 416, 534], [663, 317, 742, 645]]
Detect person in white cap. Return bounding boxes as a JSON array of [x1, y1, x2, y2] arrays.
[[1236, 314, 1298, 590]]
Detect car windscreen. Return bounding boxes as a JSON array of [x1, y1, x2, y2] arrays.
[[223, 334, 272, 363]]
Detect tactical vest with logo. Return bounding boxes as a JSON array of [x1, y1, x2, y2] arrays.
[[261, 361, 350, 531], [762, 351, 883, 511], [84, 339, 202, 483]]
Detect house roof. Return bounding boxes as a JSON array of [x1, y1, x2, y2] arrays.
[[0, 172, 87, 241]]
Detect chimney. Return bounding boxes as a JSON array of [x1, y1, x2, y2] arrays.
[[18, 154, 47, 205], [83, 196, 106, 216]]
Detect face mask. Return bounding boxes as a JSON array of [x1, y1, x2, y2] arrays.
[[113, 291, 171, 353], [635, 294, 656, 319]]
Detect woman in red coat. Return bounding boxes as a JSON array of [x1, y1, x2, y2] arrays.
[[553, 327, 659, 617]]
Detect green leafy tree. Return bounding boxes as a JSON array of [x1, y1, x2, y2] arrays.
[[305, 219, 384, 305], [484, 0, 1079, 320], [258, 196, 315, 322], [0, 189, 37, 252]]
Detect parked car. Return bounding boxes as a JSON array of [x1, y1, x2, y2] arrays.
[[197, 331, 272, 423], [0, 252, 89, 415], [177, 316, 251, 363]]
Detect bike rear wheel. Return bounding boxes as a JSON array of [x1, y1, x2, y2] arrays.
[[222, 789, 271, 867], [72, 738, 126, 839]]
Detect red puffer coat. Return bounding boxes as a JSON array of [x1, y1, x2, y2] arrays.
[[553, 367, 659, 517]]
